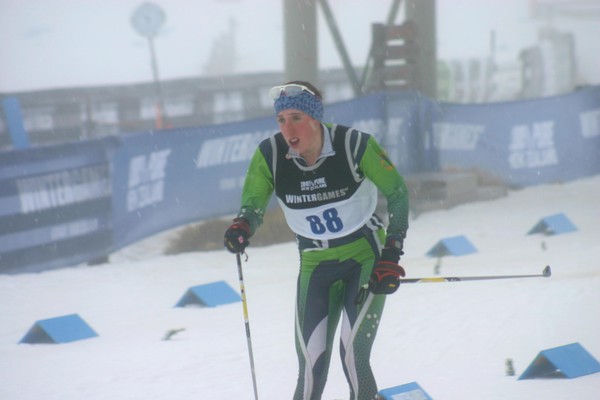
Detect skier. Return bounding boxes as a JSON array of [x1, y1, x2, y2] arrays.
[[224, 81, 409, 400]]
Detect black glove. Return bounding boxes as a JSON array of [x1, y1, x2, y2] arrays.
[[224, 218, 251, 254], [368, 247, 405, 295]]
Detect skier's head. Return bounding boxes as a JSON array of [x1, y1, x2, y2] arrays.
[[269, 81, 323, 121]]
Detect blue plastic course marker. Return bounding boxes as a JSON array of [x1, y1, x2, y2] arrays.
[[379, 381, 433, 399], [175, 280, 241, 308], [519, 342, 600, 379], [19, 314, 98, 344], [426, 235, 477, 257], [527, 213, 577, 236]]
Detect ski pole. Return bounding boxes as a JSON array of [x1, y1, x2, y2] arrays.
[[355, 266, 551, 304], [400, 265, 552, 283], [236, 252, 259, 400]]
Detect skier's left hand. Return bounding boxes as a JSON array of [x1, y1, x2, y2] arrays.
[[368, 248, 405, 295]]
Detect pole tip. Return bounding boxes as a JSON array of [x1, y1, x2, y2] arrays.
[[543, 265, 551, 277]]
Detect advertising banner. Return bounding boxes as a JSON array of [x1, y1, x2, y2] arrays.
[[1, 88, 598, 274], [111, 118, 277, 249], [0, 137, 117, 273], [431, 86, 600, 186]]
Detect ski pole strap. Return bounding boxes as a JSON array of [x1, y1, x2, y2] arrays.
[[354, 284, 369, 305]]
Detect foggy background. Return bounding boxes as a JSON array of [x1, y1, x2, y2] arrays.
[[2, 0, 599, 148], [1, 0, 599, 93]]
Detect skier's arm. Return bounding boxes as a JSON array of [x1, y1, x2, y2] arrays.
[[359, 136, 409, 242], [236, 147, 274, 236]]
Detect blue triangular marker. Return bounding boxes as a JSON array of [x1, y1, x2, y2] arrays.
[[20, 314, 98, 344], [380, 381, 433, 399], [175, 281, 241, 308], [519, 342, 600, 379], [528, 213, 577, 236], [426, 235, 477, 257]]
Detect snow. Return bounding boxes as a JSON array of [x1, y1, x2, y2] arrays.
[[1, 175, 599, 400]]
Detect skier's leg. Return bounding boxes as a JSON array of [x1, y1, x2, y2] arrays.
[[340, 289, 385, 400], [339, 233, 386, 400], [293, 255, 346, 400]]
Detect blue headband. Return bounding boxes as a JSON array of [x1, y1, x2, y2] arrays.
[[274, 91, 323, 121]]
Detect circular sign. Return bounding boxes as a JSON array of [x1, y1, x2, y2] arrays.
[[131, 2, 166, 38]]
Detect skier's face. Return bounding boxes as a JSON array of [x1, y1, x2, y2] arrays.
[[277, 109, 322, 162]]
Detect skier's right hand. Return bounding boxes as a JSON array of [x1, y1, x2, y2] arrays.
[[224, 218, 250, 254]]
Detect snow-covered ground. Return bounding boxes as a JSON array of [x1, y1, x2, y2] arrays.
[[1, 175, 599, 400]]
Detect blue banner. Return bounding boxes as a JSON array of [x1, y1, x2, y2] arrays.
[[1, 88, 599, 274], [111, 118, 278, 249], [0, 137, 118, 273], [430, 86, 600, 186], [383, 91, 426, 173]]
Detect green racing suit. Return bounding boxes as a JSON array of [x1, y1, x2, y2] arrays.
[[236, 123, 409, 400]]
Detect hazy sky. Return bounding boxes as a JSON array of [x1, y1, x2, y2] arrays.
[[0, 0, 597, 92]]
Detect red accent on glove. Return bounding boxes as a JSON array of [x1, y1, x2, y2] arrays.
[[224, 218, 251, 253], [368, 260, 406, 295]]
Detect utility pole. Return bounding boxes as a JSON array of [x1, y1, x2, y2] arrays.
[[405, 0, 437, 98], [283, 0, 319, 85], [131, 2, 168, 129]]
